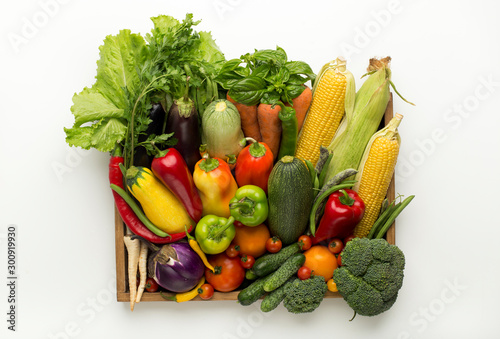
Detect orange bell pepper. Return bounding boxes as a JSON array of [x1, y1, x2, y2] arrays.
[[193, 155, 238, 218]]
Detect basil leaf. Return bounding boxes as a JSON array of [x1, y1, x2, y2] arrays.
[[252, 64, 271, 79], [215, 71, 244, 90], [219, 58, 242, 74], [253, 48, 287, 65], [287, 74, 308, 86], [286, 84, 306, 100], [228, 76, 267, 106], [261, 91, 281, 106]]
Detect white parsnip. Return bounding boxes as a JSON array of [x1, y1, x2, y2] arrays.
[[123, 235, 140, 311], [135, 241, 149, 303]]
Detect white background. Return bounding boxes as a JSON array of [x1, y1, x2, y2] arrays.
[[1, 0, 499, 338]]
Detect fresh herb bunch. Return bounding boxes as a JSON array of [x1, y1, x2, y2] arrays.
[[216, 46, 316, 106]]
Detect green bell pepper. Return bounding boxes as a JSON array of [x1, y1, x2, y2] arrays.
[[229, 185, 269, 226], [195, 215, 236, 254]]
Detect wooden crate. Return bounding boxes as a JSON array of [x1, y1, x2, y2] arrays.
[[114, 95, 396, 302]]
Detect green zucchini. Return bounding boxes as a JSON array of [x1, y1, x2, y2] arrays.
[[237, 277, 267, 306], [252, 243, 301, 277], [263, 253, 306, 292], [267, 156, 314, 245]]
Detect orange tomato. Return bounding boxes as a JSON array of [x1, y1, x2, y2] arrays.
[[232, 223, 270, 258], [303, 245, 338, 281]]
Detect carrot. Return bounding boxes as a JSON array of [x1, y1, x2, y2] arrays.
[[257, 103, 282, 161], [227, 93, 262, 142], [286, 85, 312, 133], [123, 235, 140, 311], [135, 241, 148, 303]]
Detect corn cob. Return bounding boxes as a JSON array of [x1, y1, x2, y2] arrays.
[[295, 57, 355, 165], [352, 113, 403, 238], [323, 57, 413, 183]]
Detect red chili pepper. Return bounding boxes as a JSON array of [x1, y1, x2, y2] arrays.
[[310, 189, 365, 245], [151, 147, 203, 223], [234, 139, 274, 194], [109, 147, 191, 244]]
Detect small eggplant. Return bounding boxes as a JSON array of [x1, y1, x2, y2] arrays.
[[166, 80, 202, 172], [134, 103, 167, 167], [147, 241, 205, 293]]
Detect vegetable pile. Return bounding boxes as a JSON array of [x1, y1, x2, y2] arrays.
[[64, 13, 416, 317]]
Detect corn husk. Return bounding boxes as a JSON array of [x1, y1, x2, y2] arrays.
[[324, 57, 409, 183]]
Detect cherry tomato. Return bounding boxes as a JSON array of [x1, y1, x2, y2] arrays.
[[234, 221, 246, 228], [265, 236, 282, 253], [327, 279, 338, 292], [232, 223, 270, 258], [343, 235, 356, 244], [225, 244, 240, 258], [205, 253, 245, 292], [337, 253, 342, 267], [298, 235, 312, 251], [240, 254, 255, 269], [297, 266, 312, 280], [145, 278, 159, 293], [303, 245, 337, 281], [328, 238, 344, 254], [198, 283, 215, 300]]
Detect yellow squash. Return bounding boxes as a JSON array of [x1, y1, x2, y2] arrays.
[[126, 166, 194, 234]]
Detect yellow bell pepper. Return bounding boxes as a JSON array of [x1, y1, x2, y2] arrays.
[[193, 155, 238, 218]]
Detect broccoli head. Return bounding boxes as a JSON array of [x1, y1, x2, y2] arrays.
[[333, 238, 405, 317], [283, 275, 327, 314]]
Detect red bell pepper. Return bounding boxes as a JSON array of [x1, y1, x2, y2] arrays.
[[234, 139, 274, 194], [310, 189, 365, 244], [109, 147, 192, 244], [151, 147, 203, 223]]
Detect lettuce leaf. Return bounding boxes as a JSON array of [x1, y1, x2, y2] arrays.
[[199, 31, 225, 64], [64, 29, 146, 152], [64, 118, 127, 152]]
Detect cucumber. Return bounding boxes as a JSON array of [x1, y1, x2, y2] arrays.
[[263, 253, 306, 292], [252, 243, 301, 277], [261, 278, 295, 312], [267, 156, 314, 245], [237, 277, 267, 306], [245, 269, 258, 280]]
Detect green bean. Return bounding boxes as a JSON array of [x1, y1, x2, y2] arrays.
[[375, 195, 415, 239]]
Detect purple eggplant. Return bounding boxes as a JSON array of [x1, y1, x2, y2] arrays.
[[147, 241, 204, 293], [166, 88, 201, 172]]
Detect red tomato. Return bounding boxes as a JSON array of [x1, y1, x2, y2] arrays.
[[205, 253, 245, 292], [337, 253, 342, 267], [145, 278, 159, 293], [343, 235, 356, 244], [298, 235, 312, 251], [225, 244, 240, 258], [240, 254, 255, 269], [297, 266, 312, 280], [328, 238, 344, 254], [265, 236, 282, 253], [198, 283, 214, 300]]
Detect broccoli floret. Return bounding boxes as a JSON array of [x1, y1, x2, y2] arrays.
[[341, 238, 373, 276], [333, 238, 405, 317], [283, 276, 327, 314]]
